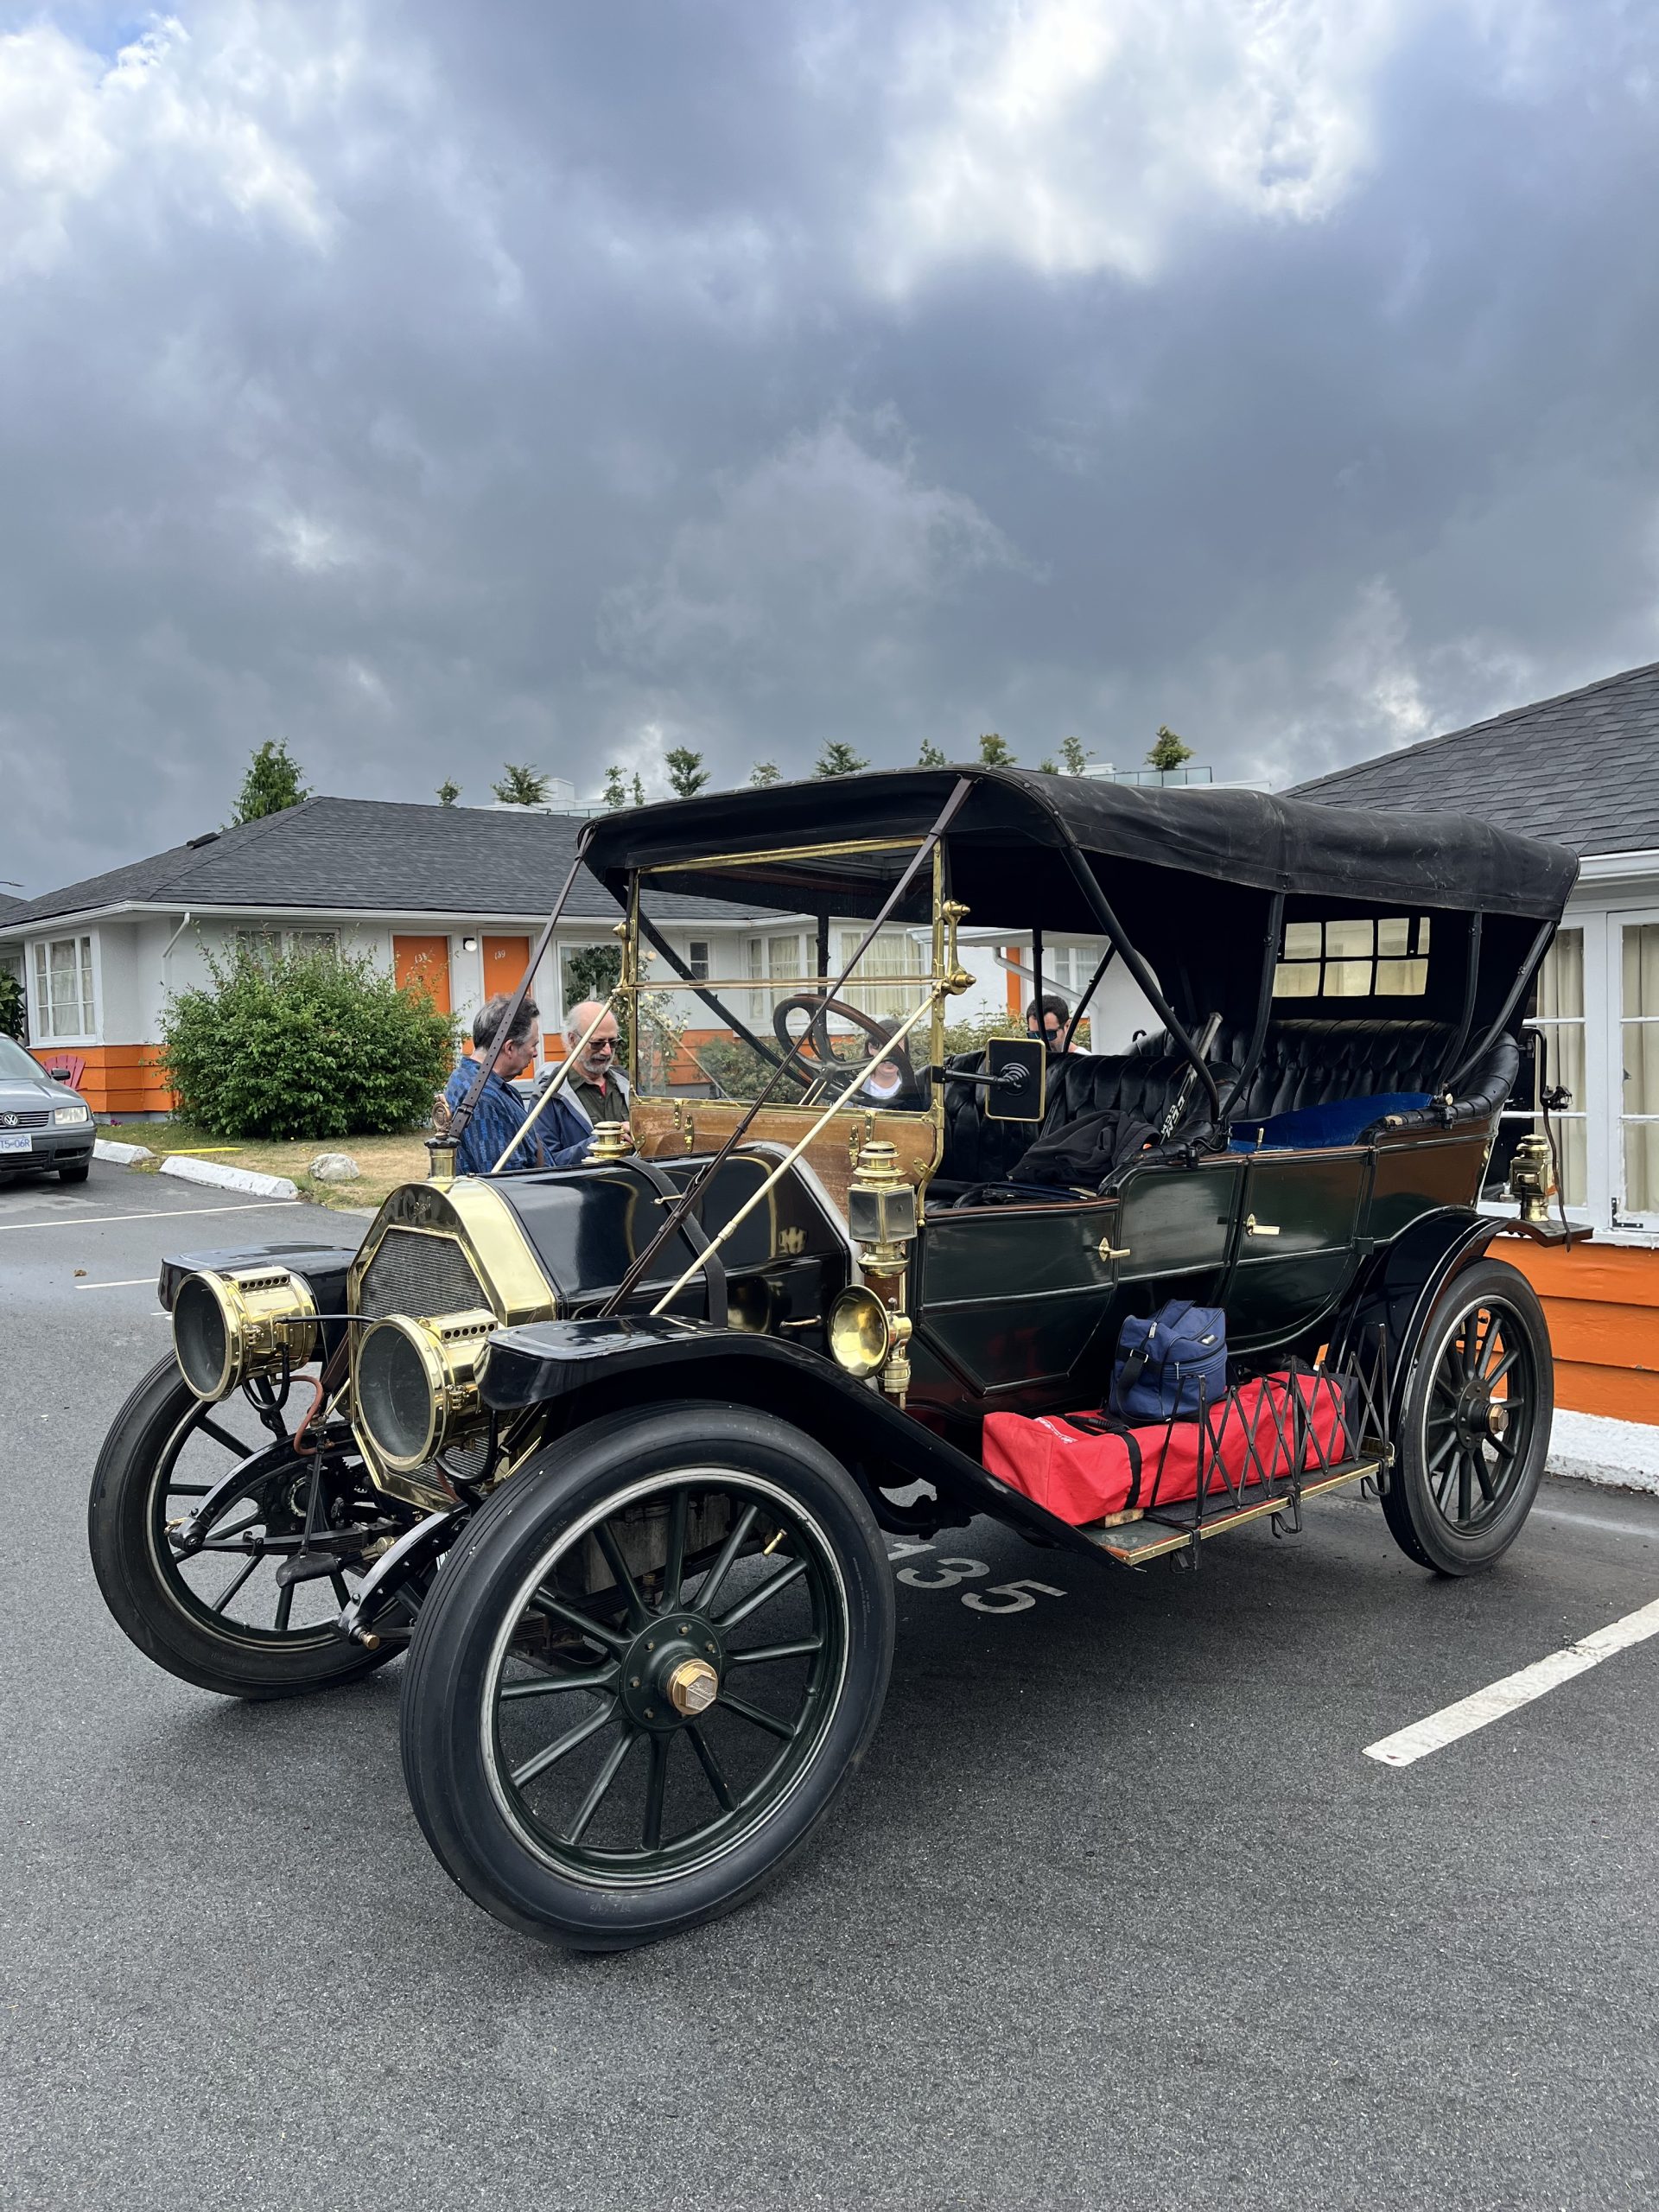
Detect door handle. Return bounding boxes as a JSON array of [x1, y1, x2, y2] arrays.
[[1096, 1238, 1131, 1262], [1244, 1213, 1281, 1237]]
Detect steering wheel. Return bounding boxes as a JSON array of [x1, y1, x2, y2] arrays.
[[772, 994, 920, 1100]]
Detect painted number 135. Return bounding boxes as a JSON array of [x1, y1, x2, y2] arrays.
[[887, 1541, 1065, 1615]]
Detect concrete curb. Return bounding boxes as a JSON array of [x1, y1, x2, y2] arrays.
[[93, 1138, 154, 1166], [1547, 1409, 1659, 1497], [158, 1155, 300, 1201]]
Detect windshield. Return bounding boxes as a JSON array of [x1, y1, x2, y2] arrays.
[[631, 843, 938, 1111], [0, 1034, 48, 1082]]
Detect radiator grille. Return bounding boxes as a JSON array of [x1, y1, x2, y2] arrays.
[[0, 1109, 48, 1129], [357, 1228, 488, 1321]]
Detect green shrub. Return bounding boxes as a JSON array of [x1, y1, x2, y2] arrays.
[[0, 966, 22, 1042], [160, 944, 458, 1139]]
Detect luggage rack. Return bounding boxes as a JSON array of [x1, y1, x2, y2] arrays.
[[1084, 1332, 1393, 1568]]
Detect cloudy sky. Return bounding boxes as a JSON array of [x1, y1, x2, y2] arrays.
[[4, 0, 1659, 889]]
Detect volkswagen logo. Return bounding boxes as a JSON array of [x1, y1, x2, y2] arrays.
[[1, 1114, 16, 1128]]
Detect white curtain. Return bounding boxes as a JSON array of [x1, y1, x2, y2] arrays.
[[1532, 931, 1586, 1205]]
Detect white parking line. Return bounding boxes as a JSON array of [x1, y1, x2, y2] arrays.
[[0, 1199, 298, 1233], [73, 1277, 157, 1291], [1363, 1595, 1659, 1767]]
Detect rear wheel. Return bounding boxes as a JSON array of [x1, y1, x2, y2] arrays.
[[89, 1354, 404, 1697], [400, 1402, 894, 1949], [1384, 1257, 1551, 1575]]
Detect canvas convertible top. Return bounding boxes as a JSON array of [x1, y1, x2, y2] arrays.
[[584, 766, 1578, 925]]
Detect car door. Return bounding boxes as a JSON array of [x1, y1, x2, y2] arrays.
[[1223, 1147, 1369, 1348], [912, 1151, 1244, 1414]]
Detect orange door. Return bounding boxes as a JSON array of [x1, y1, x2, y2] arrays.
[[393, 934, 452, 1014], [481, 935, 531, 998]]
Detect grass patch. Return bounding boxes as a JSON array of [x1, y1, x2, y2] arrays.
[[99, 1116, 429, 1213]]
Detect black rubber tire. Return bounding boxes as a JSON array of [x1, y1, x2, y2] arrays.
[[1383, 1256, 1552, 1576], [88, 1354, 395, 1699], [400, 1401, 894, 1950], [59, 1160, 92, 1183]]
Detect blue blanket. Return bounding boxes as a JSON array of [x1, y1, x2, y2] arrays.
[[1229, 1091, 1432, 1153]]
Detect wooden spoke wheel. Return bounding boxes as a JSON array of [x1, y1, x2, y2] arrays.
[[400, 1402, 894, 1949], [1384, 1258, 1552, 1575], [88, 1354, 405, 1698]]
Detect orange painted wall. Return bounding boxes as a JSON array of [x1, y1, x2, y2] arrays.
[[1505, 1237, 1659, 1423], [33, 1044, 175, 1116]]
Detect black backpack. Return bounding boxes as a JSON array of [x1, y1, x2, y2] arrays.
[[1012, 1107, 1160, 1192]]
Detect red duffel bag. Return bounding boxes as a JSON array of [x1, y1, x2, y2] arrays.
[[982, 1370, 1352, 1527]]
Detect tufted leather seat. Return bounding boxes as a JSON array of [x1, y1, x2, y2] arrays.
[[938, 1019, 1519, 1192]]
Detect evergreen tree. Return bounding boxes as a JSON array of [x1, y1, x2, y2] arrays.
[[435, 778, 461, 806], [1147, 725, 1195, 772], [230, 739, 310, 824], [492, 762, 552, 805], [977, 732, 1016, 766], [1059, 735, 1092, 775], [664, 745, 710, 799], [601, 766, 631, 810], [749, 761, 781, 786], [814, 741, 868, 777], [917, 736, 948, 767]]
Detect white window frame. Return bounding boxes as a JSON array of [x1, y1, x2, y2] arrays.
[[1482, 899, 1659, 1247], [1611, 905, 1659, 1233], [31, 932, 99, 1044]]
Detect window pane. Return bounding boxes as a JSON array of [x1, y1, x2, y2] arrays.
[[688, 940, 709, 980], [1376, 917, 1409, 957], [1376, 957, 1429, 995], [1325, 918, 1373, 959], [1282, 921, 1321, 960], [1324, 959, 1373, 997], [1625, 1122, 1659, 1213], [289, 930, 337, 959], [1533, 1020, 1584, 1109], [1272, 962, 1320, 998], [1539, 929, 1584, 1022], [767, 936, 800, 979], [1622, 923, 1659, 1020], [1508, 1113, 1586, 1207]]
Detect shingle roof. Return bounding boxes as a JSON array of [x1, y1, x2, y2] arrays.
[[0, 893, 22, 916], [1293, 661, 1659, 855], [0, 798, 753, 931]]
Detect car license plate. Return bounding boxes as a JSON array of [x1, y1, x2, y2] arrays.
[[0, 1132, 31, 1154]]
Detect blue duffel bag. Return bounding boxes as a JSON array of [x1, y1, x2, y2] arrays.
[[1109, 1300, 1227, 1422]]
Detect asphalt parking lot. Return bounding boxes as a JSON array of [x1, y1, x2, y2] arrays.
[[3, 1162, 1657, 2211]]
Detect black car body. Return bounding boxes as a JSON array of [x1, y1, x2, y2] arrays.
[[90, 768, 1578, 1946]]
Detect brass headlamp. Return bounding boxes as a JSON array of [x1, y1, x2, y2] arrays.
[[172, 1265, 319, 1402], [353, 1307, 496, 1475], [829, 1140, 917, 1402]]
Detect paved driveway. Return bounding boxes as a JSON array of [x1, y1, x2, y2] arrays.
[[3, 1165, 1657, 2210]]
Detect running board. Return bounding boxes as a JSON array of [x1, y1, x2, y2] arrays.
[[1084, 1454, 1382, 1565]]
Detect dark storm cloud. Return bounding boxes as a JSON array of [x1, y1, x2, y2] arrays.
[[3, 0, 1659, 889]]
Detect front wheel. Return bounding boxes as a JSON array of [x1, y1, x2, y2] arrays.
[[89, 1354, 404, 1697], [400, 1402, 895, 1949], [1383, 1256, 1552, 1575]]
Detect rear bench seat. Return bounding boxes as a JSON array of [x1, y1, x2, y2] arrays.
[[936, 1020, 1519, 1193]]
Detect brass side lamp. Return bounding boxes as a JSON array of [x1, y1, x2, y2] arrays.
[[829, 1139, 917, 1403], [1507, 1132, 1553, 1225]]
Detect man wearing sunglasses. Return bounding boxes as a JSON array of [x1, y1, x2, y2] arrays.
[[556, 998, 632, 1138]]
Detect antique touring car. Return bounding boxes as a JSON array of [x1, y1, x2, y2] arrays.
[[89, 769, 1579, 1947]]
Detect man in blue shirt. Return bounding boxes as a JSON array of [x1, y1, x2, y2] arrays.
[[442, 994, 592, 1176]]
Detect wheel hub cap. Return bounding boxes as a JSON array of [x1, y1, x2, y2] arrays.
[[618, 1617, 725, 1732], [666, 1656, 719, 1715]]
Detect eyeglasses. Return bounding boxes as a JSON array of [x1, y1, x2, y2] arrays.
[[586, 1037, 616, 1054]]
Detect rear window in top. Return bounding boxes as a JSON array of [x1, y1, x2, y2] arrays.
[[1273, 917, 1431, 1000]]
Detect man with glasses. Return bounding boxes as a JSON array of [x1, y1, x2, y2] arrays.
[[1027, 993, 1074, 1056], [556, 999, 632, 1137], [442, 994, 592, 1174]]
